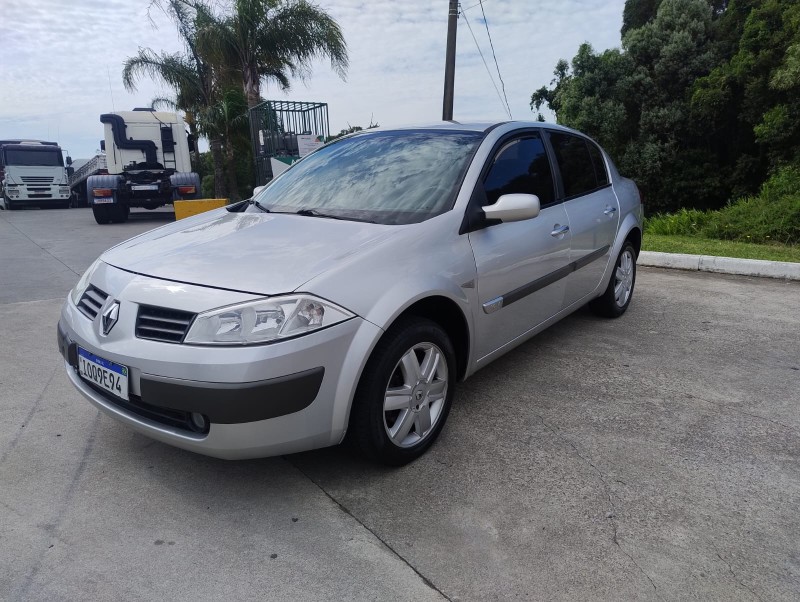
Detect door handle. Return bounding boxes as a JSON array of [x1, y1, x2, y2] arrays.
[[550, 225, 569, 237], [604, 206, 617, 215]]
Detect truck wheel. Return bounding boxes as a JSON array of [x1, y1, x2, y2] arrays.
[[93, 205, 111, 224], [3, 196, 16, 210], [111, 204, 129, 223]]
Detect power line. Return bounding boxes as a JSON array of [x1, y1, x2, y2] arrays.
[[461, 0, 489, 12], [478, 0, 512, 118], [460, 7, 512, 119]]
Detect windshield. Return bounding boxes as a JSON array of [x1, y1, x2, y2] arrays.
[[3, 148, 63, 167], [252, 130, 483, 225]]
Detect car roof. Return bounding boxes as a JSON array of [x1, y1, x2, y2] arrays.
[[365, 121, 584, 135]]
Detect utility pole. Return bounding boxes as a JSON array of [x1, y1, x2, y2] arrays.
[[442, 0, 458, 121]]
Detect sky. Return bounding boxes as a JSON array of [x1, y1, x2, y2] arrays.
[[0, 0, 626, 159]]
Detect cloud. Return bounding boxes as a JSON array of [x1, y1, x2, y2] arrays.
[[0, 0, 625, 158]]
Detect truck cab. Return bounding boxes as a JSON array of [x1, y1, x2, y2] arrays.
[[87, 109, 200, 224], [0, 140, 71, 210]]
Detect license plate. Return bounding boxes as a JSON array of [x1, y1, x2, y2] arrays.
[[132, 184, 158, 191], [93, 198, 114, 204], [77, 347, 129, 401]]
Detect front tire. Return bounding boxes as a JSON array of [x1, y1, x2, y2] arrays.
[[349, 317, 456, 466], [590, 241, 637, 318]]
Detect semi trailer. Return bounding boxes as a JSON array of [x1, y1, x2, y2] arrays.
[[69, 154, 107, 207], [87, 109, 200, 224], [0, 140, 71, 209]]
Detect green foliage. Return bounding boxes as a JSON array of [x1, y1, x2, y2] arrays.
[[532, 0, 800, 214], [326, 120, 380, 142], [642, 234, 800, 262], [645, 166, 800, 244]]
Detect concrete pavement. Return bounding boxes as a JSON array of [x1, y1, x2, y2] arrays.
[[1, 207, 799, 600]]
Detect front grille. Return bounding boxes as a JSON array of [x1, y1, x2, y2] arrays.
[[77, 285, 109, 320], [136, 305, 195, 343], [21, 176, 54, 183]]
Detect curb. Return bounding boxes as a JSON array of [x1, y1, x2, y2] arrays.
[[638, 251, 800, 281]]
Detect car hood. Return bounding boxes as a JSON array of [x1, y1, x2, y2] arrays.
[[101, 209, 398, 295]]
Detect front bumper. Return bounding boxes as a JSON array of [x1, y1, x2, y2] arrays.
[[58, 264, 383, 459], [10, 185, 70, 202]]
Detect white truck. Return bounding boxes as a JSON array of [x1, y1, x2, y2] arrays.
[[0, 140, 72, 210], [87, 109, 201, 224]]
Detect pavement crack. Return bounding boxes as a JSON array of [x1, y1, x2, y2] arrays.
[[0, 366, 58, 466], [712, 545, 763, 602], [284, 457, 451, 601], [11, 413, 99, 599], [675, 391, 796, 435], [535, 414, 660, 598]]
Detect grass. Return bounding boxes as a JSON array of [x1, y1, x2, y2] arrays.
[[642, 234, 800, 263]]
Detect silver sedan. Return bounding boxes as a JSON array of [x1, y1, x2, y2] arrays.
[[57, 122, 643, 465]]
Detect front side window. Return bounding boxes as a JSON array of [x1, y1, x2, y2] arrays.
[[483, 135, 555, 206], [252, 130, 483, 225], [549, 133, 597, 198]]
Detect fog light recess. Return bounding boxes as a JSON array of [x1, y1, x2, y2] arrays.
[[190, 412, 208, 431]]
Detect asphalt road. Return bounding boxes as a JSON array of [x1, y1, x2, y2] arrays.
[[2, 207, 799, 601]]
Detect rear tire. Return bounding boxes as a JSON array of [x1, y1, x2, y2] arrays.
[[92, 205, 111, 224], [590, 241, 636, 318], [348, 317, 456, 466]]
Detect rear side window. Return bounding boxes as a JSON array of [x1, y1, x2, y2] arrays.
[[483, 135, 555, 206], [549, 133, 599, 198], [587, 142, 609, 186]]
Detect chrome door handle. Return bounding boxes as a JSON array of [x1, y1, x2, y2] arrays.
[[604, 206, 617, 215], [550, 225, 569, 237]]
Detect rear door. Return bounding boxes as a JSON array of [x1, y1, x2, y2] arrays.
[[468, 133, 571, 360], [547, 132, 619, 306]]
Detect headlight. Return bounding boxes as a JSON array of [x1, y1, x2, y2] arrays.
[[184, 295, 354, 345], [70, 258, 102, 305]]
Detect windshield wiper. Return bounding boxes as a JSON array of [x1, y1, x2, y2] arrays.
[[294, 208, 376, 223], [250, 199, 271, 213]]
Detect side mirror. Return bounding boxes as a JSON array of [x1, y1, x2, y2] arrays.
[[252, 185, 266, 197], [100, 140, 106, 151], [66, 156, 73, 165], [482, 194, 540, 223], [187, 133, 196, 152]]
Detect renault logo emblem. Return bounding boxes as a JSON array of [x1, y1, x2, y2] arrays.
[[101, 301, 120, 335]]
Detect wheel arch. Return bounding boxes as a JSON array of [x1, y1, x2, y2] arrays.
[[390, 295, 471, 381], [626, 226, 642, 257]]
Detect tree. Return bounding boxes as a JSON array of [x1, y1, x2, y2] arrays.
[[202, 0, 349, 108], [123, 0, 228, 198]]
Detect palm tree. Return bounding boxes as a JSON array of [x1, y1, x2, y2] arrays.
[[203, 0, 349, 108], [199, 87, 250, 201], [123, 0, 229, 198]]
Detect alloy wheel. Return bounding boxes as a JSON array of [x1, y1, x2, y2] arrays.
[[383, 342, 448, 448], [614, 249, 635, 307]]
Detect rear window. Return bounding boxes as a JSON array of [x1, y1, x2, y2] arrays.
[[549, 133, 599, 198], [587, 142, 609, 186]]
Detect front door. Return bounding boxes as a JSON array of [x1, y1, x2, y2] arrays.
[[468, 134, 572, 361]]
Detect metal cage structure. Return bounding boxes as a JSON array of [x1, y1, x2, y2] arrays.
[[249, 100, 330, 185]]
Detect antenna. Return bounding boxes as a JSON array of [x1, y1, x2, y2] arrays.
[[107, 65, 116, 112]]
